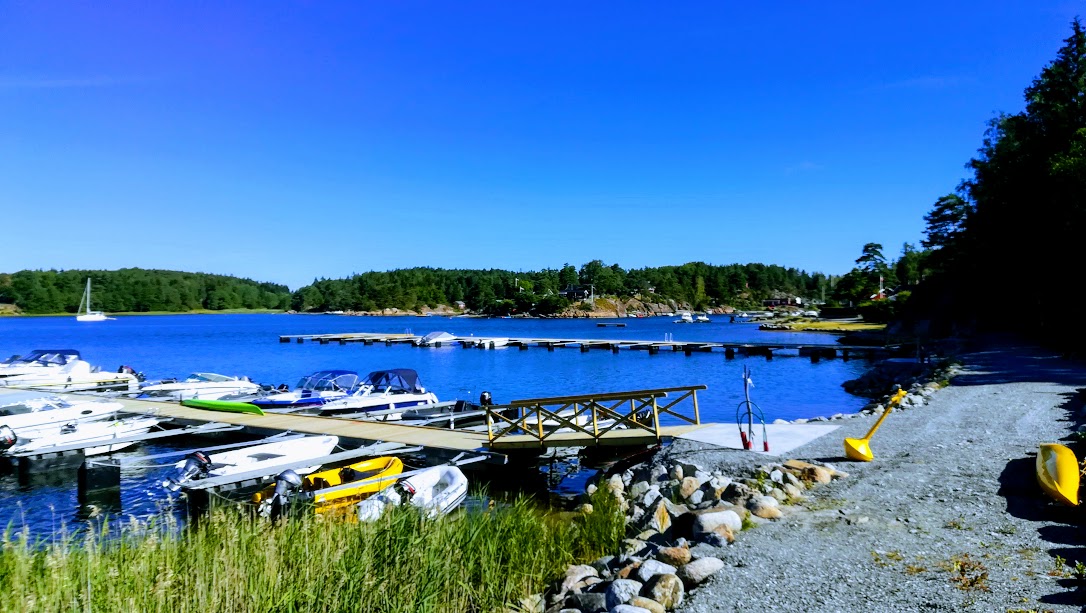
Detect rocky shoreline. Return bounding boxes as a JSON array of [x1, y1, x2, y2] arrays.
[[528, 356, 965, 613]]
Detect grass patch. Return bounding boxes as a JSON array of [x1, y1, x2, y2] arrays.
[[940, 553, 990, 592], [0, 491, 625, 612]]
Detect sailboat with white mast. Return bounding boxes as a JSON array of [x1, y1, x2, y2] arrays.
[[76, 278, 113, 322]]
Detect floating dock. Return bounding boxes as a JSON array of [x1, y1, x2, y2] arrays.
[[278, 331, 896, 361]]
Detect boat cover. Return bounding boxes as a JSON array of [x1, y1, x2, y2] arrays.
[[361, 369, 425, 394], [3, 350, 82, 366]]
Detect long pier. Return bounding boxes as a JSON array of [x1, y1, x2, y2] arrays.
[[278, 331, 897, 361]]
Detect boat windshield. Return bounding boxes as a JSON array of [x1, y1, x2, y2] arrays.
[[360, 369, 425, 394], [7, 350, 81, 367], [0, 393, 68, 416], [298, 370, 359, 392], [186, 373, 233, 383]]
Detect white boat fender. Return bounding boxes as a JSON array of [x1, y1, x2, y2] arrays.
[[163, 450, 212, 491], [0, 425, 15, 451]]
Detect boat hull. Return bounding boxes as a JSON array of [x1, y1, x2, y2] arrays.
[[1036, 443, 1080, 506], [180, 398, 265, 415], [252, 456, 404, 514]]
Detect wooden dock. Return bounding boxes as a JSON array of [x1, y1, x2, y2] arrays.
[[278, 331, 896, 361]]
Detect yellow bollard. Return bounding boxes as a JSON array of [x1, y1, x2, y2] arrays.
[[844, 388, 908, 462]]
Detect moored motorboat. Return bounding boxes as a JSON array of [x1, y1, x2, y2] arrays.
[[0, 392, 123, 434], [252, 456, 404, 517], [0, 357, 141, 393], [138, 373, 261, 401], [317, 369, 438, 418], [414, 331, 458, 347], [163, 435, 339, 491], [249, 370, 359, 413], [356, 464, 468, 521], [673, 312, 694, 324], [0, 350, 84, 378], [2, 416, 162, 456], [1036, 442, 1080, 506]]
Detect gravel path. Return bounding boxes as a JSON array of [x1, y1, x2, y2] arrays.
[[665, 335, 1086, 612]]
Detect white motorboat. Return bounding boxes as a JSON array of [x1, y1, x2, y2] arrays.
[[477, 337, 509, 349], [0, 357, 140, 393], [0, 349, 84, 378], [695, 314, 711, 323], [357, 465, 468, 521], [249, 370, 359, 413], [163, 435, 340, 491], [2, 416, 161, 456], [673, 312, 694, 324], [317, 369, 439, 418], [138, 372, 261, 401], [76, 278, 114, 322], [414, 331, 457, 347], [0, 392, 123, 434]]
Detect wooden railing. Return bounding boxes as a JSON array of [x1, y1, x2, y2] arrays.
[[485, 385, 705, 446]]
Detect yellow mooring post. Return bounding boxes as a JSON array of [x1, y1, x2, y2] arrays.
[[844, 388, 908, 462]]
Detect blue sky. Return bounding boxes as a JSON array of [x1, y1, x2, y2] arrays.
[[1, 2, 1079, 290]]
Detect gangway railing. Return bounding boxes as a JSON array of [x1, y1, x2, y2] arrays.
[[484, 385, 705, 447]]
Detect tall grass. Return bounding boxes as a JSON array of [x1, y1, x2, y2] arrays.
[[0, 490, 625, 613]]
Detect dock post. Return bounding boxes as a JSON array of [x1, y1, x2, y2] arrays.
[[78, 458, 122, 510], [580, 344, 589, 353], [611, 344, 620, 354], [810, 352, 820, 363], [765, 349, 773, 361], [546, 343, 554, 352], [364, 339, 373, 346], [519, 343, 528, 351], [385, 340, 393, 346], [725, 347, 735, 360], [648, 345, 659, 355], [296, 337, 304, 344], [842, 350, 850, 362], [319, 338, 329, 345], [279, 336, 290, 343], [684, 346, 692, 356], [338, 339, 347, 345]]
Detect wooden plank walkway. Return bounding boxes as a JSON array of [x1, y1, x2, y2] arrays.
[[106, 395, 706, 451], [278, 331, 897, 360]]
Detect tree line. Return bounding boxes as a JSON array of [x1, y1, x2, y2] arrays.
[[896, 18, 1086, 346], [0, 269, 291, 314], [290, 262, 838, 316]]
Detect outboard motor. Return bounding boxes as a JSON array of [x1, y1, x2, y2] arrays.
[[163, 451, 212, 492], [0, 425, 17, 451], [262, 470, 303, 520], [479, 391, 493, 406]]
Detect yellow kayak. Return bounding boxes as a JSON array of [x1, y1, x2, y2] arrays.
[[1036, 443, 1080, 507], [253, 456, 404, 513]]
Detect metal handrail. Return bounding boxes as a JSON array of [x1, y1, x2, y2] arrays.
[[485, 385, 704, 445]]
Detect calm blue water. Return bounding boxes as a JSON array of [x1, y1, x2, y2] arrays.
[[0, 313, 873, 534]]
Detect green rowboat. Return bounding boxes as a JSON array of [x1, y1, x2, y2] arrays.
[[180, 398, 265, 416]]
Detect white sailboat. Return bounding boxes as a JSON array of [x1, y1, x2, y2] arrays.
[[76, 278, 113, 322]]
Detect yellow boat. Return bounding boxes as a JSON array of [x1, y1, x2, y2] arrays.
[[1036, 443, 1080, 507], [253, 456, 404, 514]]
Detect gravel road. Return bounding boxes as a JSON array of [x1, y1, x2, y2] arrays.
[[665, 335, 1086, 612]]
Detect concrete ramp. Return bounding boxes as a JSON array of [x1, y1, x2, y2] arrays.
[[678, 423, 840, 456]]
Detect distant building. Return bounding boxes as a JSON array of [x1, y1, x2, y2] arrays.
[[561, 285, 590, 301]]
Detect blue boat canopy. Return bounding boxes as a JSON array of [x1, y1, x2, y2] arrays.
[[2, 349, 82, 366], [361, 369, 425, 394]]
